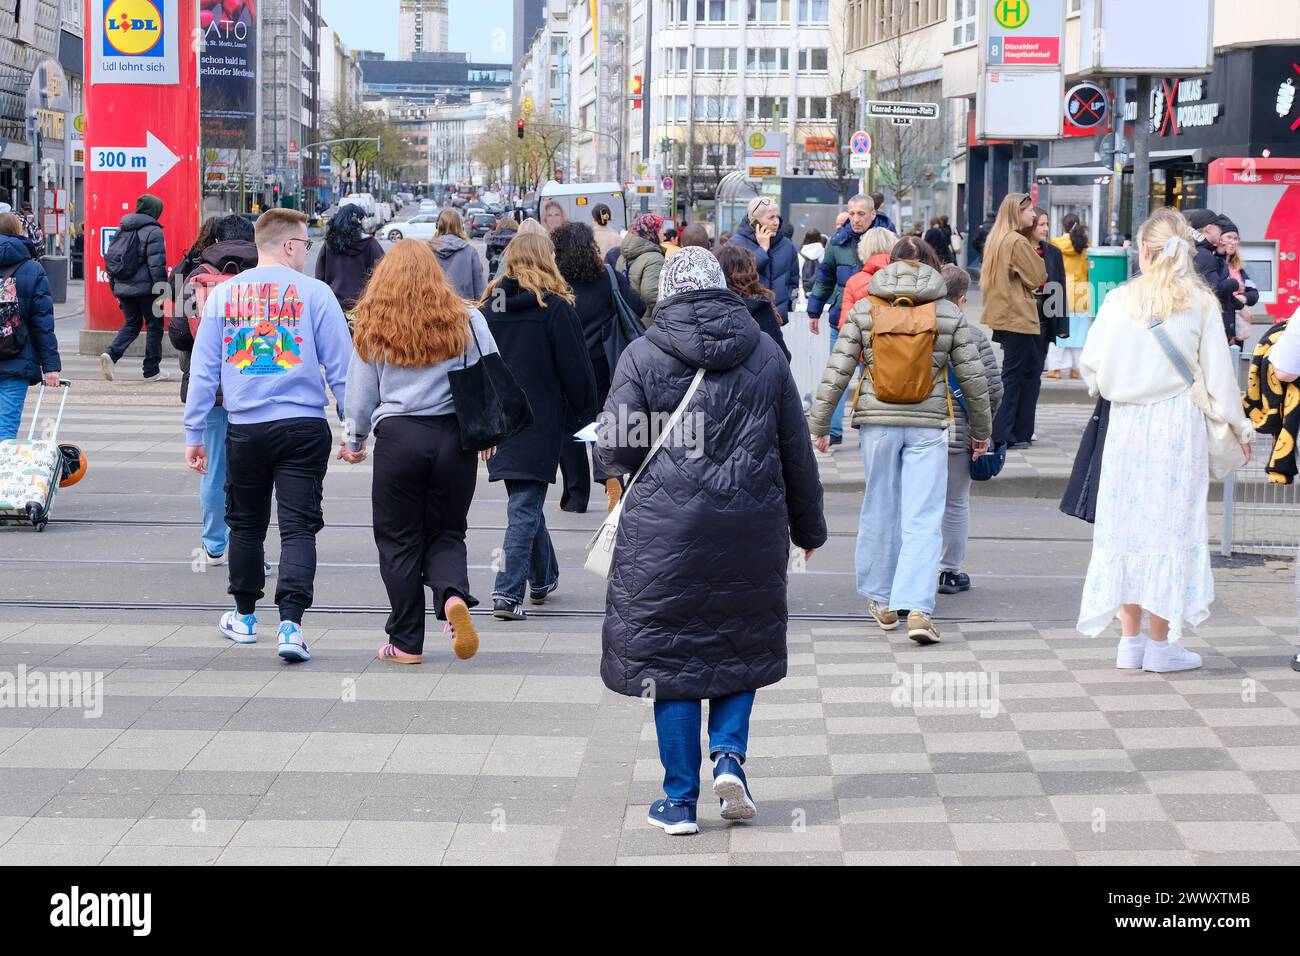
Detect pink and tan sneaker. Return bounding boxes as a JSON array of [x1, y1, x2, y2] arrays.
[[378, 643, 422, 665], [446, 597, 479, 660]]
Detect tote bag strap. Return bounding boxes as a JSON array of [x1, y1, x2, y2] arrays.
[[461, 311, 485, 369], [1147, 317, 1196, 387], [621, 367, 705, 499]]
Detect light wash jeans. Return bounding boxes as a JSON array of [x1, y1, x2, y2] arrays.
[[856, 424, 949, 615], [0, 378, 28, 442], [828, 320, 848, 439], [201, 406, 229, 557]]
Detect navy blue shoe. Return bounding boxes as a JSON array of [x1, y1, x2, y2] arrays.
[[712, 752, 757, 821], [647, 798, 699, 835]]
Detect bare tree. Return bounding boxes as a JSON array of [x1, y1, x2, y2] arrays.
[[820, 0, 860, 203], [695, 73, 739, 195]]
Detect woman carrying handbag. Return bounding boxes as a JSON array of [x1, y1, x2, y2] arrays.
[[1076, 208, 1253, 674], [343, 240, 501, 664], [594, 247, 826, 836]]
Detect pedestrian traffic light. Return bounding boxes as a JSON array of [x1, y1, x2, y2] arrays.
[[517, 119, 525, 139]]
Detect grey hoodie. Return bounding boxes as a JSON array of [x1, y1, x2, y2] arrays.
[[430, 235, 485, 300]]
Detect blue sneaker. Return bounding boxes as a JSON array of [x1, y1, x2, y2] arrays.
[[276, 621, 311, 663], [218, 610, 257, 644], [713, 752, 757, 821], [647, 799, 698, 836]]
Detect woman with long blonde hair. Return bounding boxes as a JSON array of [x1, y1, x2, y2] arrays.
[[343, 239, 499, 664], [980, 193, 1048, 448], [479, 232, 597, 621], [427, 207, 485, 300], [1077, 208, 1253, 673]]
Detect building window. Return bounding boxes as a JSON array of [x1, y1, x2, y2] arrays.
[[798, 0, 829, 21], [676, 47, 689, 71], [695, 0, 739, 23], [746, 47, 790, 73], [676, 0, 691, 21], [694, 95, 738, 120], [746, 0, 789, 22], [796, 96, 830, 120], [695, 47, 738, 72], [798, 48, 828, 73], [746, 95, 788, 122], [952, 0, 977, 46]]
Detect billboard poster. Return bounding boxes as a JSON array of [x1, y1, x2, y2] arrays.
[[200, 1, 258, 149], [89, 0, 180, 85]]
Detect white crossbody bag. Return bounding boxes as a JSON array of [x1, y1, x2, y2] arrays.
[[584, 368, 706, 578]]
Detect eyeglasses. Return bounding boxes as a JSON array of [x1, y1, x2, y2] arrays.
[[286, 237, 313, 251]]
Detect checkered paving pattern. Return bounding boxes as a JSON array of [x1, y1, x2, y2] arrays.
[[1, 615, 1298, 865]]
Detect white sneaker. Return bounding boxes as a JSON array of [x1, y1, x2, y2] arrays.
[[204, 547, 228, 567], [99, 353, 114, 381], [276, 621, 310, 663], [1143, 640, 1202, 673], [218, 610, 257, 644], [1116, 634, 1148, 669]]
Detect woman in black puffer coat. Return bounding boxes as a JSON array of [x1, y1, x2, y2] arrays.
[[595, 246, 826, 836], [315, 204, 385, 312]]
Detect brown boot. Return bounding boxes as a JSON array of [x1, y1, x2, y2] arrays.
[[605, 478, 623, 513]]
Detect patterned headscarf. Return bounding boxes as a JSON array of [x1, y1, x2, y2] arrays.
[[658, 245, 727, 301], [630, 212, 665, 243]]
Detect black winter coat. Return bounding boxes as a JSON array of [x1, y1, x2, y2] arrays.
[[569, 269, 645, 361], [109, 213, 168, 298], [486, 278, 598, 484], [742, 295, 790, 361], [314, 236, 384, 312], [1193, 238, 1240, 342], [726, 218, 800, 319], [168, 240, 258, 404], [1036, 240, 1070, 340], [595, 287, 827, 701]]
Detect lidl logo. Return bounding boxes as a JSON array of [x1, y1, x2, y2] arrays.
[[994, 0, 1029, 29], [103, 0, 164, 57]]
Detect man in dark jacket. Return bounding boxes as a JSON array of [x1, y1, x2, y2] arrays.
[[484, 217, 517, 276], [166, 214, 259, 565], [725, 196, 799, 322], [807, 194, 873, 444], [0, 222, 60, 442], [970, 210, 997, 264], [100, 193, 169, 382], [869, 192, 896, 233], [486, 273, 597, 621], [595, 247, 826, 834], [1186, 207, 1241, 344]]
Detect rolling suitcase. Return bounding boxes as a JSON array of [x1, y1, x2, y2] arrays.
[[0, 381, 70, 531]]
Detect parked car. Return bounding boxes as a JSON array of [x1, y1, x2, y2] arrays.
[[419, 200, 439, 215], [468, 212, 496, 239], [383, 214, 443, 241]]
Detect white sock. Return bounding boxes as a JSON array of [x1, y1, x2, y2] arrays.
[[1119, 634, 1145, 643]]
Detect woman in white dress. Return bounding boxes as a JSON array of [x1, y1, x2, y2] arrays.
[[1076, 208, 1253, 673]]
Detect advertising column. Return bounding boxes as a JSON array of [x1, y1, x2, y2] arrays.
[[82, 0, 200, 349]]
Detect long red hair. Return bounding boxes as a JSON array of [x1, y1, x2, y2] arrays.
[[352, 239, 471, 367]]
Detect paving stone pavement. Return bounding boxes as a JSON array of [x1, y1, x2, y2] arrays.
[[1, 615, 1299, 865]]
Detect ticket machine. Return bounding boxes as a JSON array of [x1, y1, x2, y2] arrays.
[[1207, 157, 1300, 323]]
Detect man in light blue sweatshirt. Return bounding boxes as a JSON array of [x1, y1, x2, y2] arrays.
[[183, 208, 353, 663]]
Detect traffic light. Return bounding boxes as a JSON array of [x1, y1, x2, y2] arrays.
[[629, 75, 642, 110], [517, 119, 525, 139]]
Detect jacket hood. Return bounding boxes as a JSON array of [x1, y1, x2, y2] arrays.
[[200, 239, 258, 273], [431, 234, 470, 257], [0, 233, 34, 267], [800, 242, 825, 260], [136, 193, 164, 220], [736, 215, 789, 250], [645, 287, 761, 371], [621, 233, 661, 260], [496, 275, 558, 313], [867, 259, 948, 303], [831, 222, 866, 247], [119, 213, 159, 232]]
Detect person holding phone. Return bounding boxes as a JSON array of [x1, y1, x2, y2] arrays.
[[726, 197, 799, 324]]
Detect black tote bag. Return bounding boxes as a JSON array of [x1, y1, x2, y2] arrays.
[[1060, 396, 1110, 524], [448, 319, 534, 452], [601, 264, 644, 372]]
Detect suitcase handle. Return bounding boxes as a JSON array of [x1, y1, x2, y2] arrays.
[[27, 380, 70, 442]]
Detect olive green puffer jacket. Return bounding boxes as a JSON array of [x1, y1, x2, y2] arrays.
[[807, 259, 993, 439], [616, 233, 666, 323]]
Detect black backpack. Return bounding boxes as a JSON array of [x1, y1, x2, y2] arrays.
[[104, 228, 142, 281], [0, 262, 28, 360]]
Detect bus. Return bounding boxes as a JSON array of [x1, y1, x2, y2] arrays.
[[534, 182, 629, 232]]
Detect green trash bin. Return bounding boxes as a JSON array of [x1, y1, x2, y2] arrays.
[[1086, 247, 1131, 319]]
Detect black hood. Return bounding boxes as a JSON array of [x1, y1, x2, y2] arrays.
[[645, 288, 761, 371], [496, 275, 556, 312], [200, 239, 258, 274], [119, 213, 159, 232], [735, 216, 788, 250]]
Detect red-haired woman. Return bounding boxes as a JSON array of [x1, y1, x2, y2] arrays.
[[344, 239, 498, 664]]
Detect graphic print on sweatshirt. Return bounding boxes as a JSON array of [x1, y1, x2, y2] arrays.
[[222, 281, 306, 375]]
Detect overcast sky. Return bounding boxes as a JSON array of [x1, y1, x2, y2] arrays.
[[320, 0, 514, 63]]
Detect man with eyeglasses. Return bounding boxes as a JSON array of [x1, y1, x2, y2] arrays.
[[183, 208, 353, 665]]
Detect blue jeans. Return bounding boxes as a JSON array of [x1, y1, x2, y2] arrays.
[[828, 319, 847, 439], [654, 691, 756, 806], [201, 406, 229, 557], [856, 424, 949, 615], [0, 378, 27, 442], [492, 479, 559, 603]]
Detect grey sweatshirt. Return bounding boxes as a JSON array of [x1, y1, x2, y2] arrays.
[[344, 307, 497, 450]]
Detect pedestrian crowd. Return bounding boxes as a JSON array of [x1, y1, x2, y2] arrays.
[[4, 180, 1288, 838]]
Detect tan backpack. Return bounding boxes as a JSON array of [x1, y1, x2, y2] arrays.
[[864, 294, 940, 404]]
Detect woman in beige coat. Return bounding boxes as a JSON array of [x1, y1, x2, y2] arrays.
[[978, 193, 1047, 447]]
